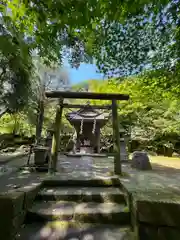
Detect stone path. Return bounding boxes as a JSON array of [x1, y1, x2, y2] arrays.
[[2, 153, 180, 239], [15, 155, 132, 240], [0, 150, 28, 165], [0, 152, 28, 179], [58, 155, 180, 196], [58, 155, 113, 179], [3, 152, 180, 197]]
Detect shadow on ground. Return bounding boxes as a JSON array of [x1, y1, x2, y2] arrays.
[[151, 163, 180, 174]]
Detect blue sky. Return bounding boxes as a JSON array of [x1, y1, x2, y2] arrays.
[[68, 63, 104, 84]]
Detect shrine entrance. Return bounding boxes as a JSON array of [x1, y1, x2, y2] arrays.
[[45, 91, 129, 175], [65, 102, 110, 154]]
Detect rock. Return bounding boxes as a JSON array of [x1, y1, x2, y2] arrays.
[[1, 147, 16, 153], [16, 145, 29, 153], [172, 152, 180, 157], [131, 151, 152, 170], [17, 145, 26, 150]]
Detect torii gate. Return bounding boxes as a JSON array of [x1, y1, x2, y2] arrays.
[[45, 91, 129, 175]]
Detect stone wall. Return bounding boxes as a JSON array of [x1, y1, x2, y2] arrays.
[[131, 192, 180, 240], [0, 172, 43, 239]]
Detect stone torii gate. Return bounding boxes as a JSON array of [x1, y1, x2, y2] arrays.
[[45, 91, 129, 174]]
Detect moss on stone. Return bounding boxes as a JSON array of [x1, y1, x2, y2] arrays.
[[132, 192, 180, 227]]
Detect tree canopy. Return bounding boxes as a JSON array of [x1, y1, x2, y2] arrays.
[[93, 0, 180, 77], [3, 0, 175, 69], [1, 74, 180, 155], [1, 0, 180, 113], [0, 16, 33, 112]]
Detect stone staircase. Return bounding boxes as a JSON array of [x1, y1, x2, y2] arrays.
[[17, 179, 132, 239]]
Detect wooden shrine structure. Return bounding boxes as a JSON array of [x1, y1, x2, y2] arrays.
[[44, 91, 129, 174], [65, 102, 110, 154]]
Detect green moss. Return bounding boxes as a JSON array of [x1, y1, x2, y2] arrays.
[[47, 220, 80, 230], [123, 206, 130, 212]]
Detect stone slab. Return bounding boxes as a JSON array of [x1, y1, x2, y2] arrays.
[[43, 175, 121, 187], [0, 152, 28, 165], [0, 191, 25, 217], [18, 182, 43, 209], [28, 201, 130, 225], [119, 163, 180, 195], [37, 186, 125, 203], [13, 211, 26, 235], [0, 171, 43, 193], [0, 171, 43, 210], [74, 202, 130, 224], [137, 224, 158, 240], [0, 172, 44, 240], [16, 221, 132, 240], [133, 192, 180, 227], [29, 201, 76, 221], [66, 153, 108, 157], [0, 198, 25, 240], [158, 227, 180, 240]]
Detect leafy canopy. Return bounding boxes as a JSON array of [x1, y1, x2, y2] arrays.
[[3, 0, 170, 67], [1, 0, 179, 114], [93, 0, 180, 77]]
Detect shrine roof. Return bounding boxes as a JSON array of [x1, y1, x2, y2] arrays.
[[65, 103, 110, 121]]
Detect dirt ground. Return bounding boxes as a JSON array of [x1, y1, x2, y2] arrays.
[[148, 155, 180, 175], [150, 156, 180, 169]]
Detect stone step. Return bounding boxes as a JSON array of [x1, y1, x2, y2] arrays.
[[66, 153, 107, 157], [27, 201, 130, 225], [36, 186, 126, 203], [43, 176, 121, 187], [16, 221, 133, 240]]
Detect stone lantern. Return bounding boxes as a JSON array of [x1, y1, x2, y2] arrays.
[[119, 127, 129, 161]]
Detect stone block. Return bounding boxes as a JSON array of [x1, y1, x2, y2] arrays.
[[0, 192, 25, 240], [136, 199, 180, 227], [0, 171, 42, 193], [43, 177, 121, 187], [158, 227, 180, 240], [131, 151, 152, 170], [0, 223, 13, 240], [136, 224, 158, 240], [17, 182, 42, 209], [34, 146, 50, 166], [0, 191, 25, 217], [74, 202, 130, 225], [131, 213, 137, 232], [13, 210, 26, 235], [0, 211, 26, 240]]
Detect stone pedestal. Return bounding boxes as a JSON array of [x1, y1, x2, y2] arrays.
[[34, 146, 50, 166], [132, 193, 180, 240]]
